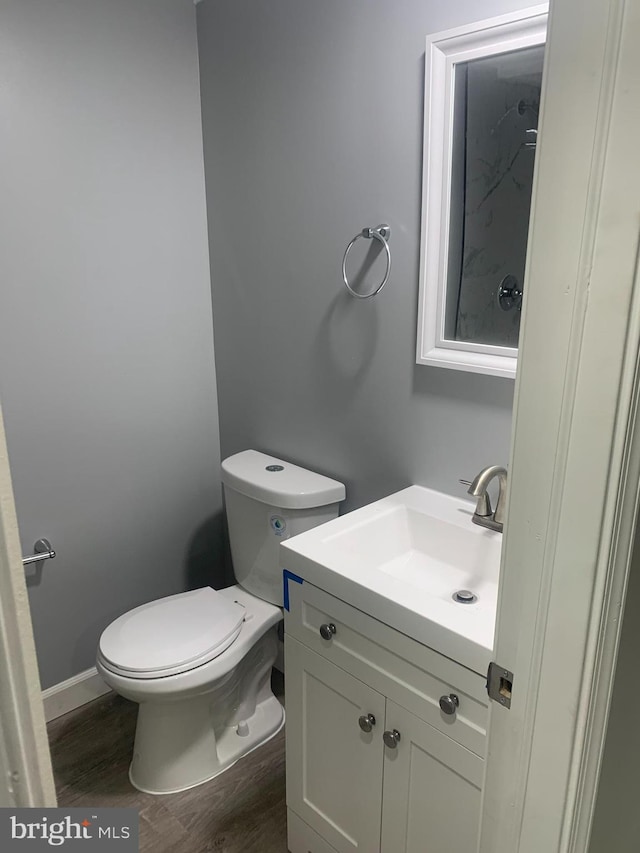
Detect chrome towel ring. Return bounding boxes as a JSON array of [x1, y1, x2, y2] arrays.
[[342, 224, 391, 299]]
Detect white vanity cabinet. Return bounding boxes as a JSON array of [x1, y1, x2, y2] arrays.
[[286, 639, 385, 852], [379, 701, 484, 853], [284, 579, 489, 853]]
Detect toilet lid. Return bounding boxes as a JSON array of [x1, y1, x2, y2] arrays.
[[99, 587, 246, 676]]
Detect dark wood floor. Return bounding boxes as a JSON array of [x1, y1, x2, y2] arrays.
[[47, 674, 288, 853]]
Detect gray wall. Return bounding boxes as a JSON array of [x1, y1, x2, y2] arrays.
[[197, 0, 524, 513], [0, 0, 223, 689], [589, 528, 640, 852]]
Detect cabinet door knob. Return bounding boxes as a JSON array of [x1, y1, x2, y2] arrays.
[[319, 623, 337, 640], [358, 713, 376, 733], [383, 729, 401, 749], [439, 693, 460, 715]]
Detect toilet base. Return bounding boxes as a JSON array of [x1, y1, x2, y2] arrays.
[[129, 692, 285, 795], [122, 623, 284, 795]]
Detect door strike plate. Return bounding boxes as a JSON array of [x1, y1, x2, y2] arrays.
[[487, 662, 514, 709]]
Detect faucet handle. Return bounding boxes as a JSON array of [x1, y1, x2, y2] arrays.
[[461, 478, 492, 517]]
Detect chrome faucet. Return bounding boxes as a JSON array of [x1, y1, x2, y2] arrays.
[[460, 466, 508, 533]]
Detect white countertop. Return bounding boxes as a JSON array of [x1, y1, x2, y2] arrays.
[[281, 485, 501, 676]]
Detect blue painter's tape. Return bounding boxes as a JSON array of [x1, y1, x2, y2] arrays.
[[283, 569, 304, 611]]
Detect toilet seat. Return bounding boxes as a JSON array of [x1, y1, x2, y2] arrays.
[[98, 587, 246, 679]]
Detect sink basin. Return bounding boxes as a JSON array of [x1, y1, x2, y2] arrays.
[[280, 485, 502, 675]]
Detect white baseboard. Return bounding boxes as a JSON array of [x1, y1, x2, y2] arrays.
[[42, 667, 112, 723], [43, 649, 284, 723]]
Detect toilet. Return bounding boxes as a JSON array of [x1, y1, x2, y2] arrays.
[[96, 449, 345, 795]]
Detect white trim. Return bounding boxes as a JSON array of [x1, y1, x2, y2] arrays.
[[0, 406, 56, 806], [42, 667, 111, 723], [479, 0, 638, 849], [566, 243, 640, 850], [416, 5, 548, 379], [542, 1, 639, 846]]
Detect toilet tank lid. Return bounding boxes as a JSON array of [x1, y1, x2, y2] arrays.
[[221, 450, 345, 509]]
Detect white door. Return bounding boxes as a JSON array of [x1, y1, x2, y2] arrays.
[[381, 701, 483, 853], [285, 636, 386, 853], [479, 0, 640, 850], [0, 404, 56, 806]]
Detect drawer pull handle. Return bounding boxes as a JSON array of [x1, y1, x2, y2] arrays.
[[319, 623, 337, 640], [358, 713, 376, 733], [383, 729, 401, 749], [439, 693, 460, 715]]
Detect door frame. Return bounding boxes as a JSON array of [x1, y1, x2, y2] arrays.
[[0, 405, 56, 806], [479, 0, 639, 850]]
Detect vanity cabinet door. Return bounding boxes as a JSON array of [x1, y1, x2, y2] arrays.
[[286, 636, 386, 853], [380, 701, 483, 853]]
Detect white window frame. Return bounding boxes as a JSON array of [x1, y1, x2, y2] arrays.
[[416, 5, 548, 379]]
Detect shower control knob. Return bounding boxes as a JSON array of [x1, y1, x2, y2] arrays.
[[358, 713, 376, 733], [439, 694, 460, 716], [383, 729, 401, 749], [497, 274, 524, 312], [319, 623, 337, 641]]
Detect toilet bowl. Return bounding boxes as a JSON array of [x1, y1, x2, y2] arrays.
[[97, 585, 283, 794], [97, 450, 345, 794]]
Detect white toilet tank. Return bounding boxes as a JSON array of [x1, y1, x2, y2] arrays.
[[221, 450, 345, 606]]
